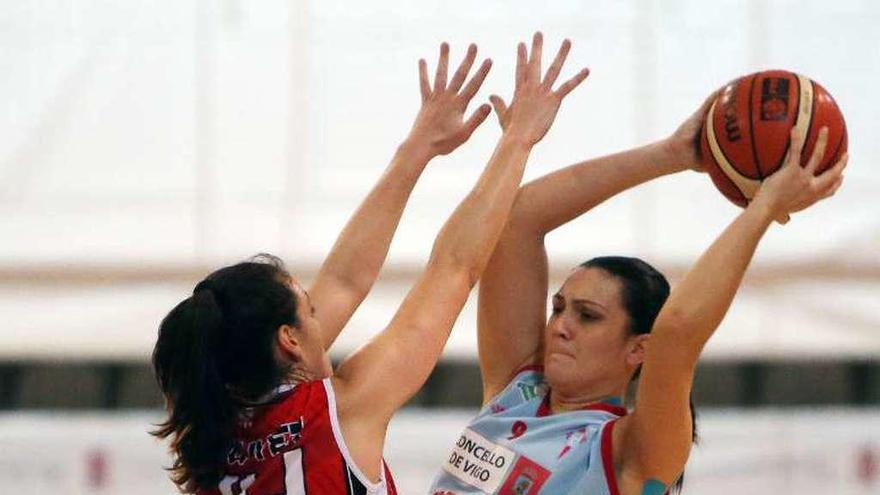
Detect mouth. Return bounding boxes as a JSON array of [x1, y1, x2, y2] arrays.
[[546, 350, 576, 361]]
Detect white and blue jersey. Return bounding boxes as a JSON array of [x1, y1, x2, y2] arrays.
[[429, 367, 626, 495]]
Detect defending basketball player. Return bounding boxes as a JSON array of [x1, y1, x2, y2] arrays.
[[429, 91, 847, 493], [152, 33, 590, 494]]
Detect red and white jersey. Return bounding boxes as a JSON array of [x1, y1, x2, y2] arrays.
[[199, 378, 397, 495]]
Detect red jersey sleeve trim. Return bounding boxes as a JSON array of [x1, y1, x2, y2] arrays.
[[382, 460, 398, 495], [321, 378, 388, 493], [582, 403, 629, 417], [601, 418, 622, 495]]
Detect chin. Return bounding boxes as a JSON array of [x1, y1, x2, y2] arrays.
[[543, 356, 571, 388]]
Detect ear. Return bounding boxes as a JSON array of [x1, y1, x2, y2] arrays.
[[626, 333, 650, 368], [276, 324, 305, 362]]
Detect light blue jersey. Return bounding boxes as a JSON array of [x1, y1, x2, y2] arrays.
[[429, 367, 626, 495]]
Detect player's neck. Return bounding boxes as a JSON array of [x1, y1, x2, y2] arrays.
[[284, 366, 323, 386], [548, 388, 626, 414]]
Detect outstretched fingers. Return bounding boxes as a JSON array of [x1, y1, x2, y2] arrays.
[[419, 58, 431, 101], [528, 31, 543, 82], [515, 42, 528, 89], [434, 42, 450, 93], [543, 38, 571, 88], [448, 44, 477, 93], [489, 94, 508, 127], [459, 58, 493, 103], [461, 103, 493, 139], [554, 67, 591, 99]]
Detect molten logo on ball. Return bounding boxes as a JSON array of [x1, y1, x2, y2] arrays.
[[722, 89, 742, 142], [760, 78, 790, 121]]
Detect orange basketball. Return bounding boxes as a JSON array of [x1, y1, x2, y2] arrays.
[[700, 70, 847, 207]]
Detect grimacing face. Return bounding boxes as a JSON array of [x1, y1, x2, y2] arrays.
[[543, 267, 645, 399]]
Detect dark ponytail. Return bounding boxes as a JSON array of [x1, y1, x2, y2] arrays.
[[580, 256, 697, 493], [151, 254, 298, 492]]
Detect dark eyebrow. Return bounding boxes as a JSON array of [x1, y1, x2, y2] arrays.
[[570, 298, 607, 311]]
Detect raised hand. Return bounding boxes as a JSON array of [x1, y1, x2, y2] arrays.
[[753, 126, 848, 224], [665, 90, 720, 172], [489, 32, 590, 146], [407, 43, 493, 157]]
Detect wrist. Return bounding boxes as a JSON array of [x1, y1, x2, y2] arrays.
[[653, 138, 691, 174], [499, 128, 534, 150], [396, 137, 435, 168], [746, 193, 780, 224]]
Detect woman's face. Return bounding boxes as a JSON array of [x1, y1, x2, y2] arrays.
[[543, 267, 643, 398]]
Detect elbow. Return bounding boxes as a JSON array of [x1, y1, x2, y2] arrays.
[[324, 269, 373, 300], [651, 306, 715, 357], [503, 188, 546, 238], [427, 248, 483, 289]]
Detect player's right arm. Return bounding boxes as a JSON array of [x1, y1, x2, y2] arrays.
[[330, 32, 590, 473], [477, 93, 717, 404], [308, 43, 492, 351], [617, 127, 847, 491]]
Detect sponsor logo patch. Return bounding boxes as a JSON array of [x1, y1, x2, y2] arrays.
[[443, 428, 516, 492], [516, 381, 548, 402], [498, 456, 551, 495]]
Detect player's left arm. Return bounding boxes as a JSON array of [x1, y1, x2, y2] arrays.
[[308, 43, 492, 350], [617, 127, 847, 489]]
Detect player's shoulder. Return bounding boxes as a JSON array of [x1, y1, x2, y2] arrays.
[[505, 364, 547, 391], [482, 365, 548, 414], [249, 379, 330, 423]]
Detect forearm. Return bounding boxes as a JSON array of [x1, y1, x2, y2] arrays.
[[335, 132, 533, 416], [316, 139, 431, 291], [310, 140, 432, 350], [430, 132, 532, 283], [510, 140, 687, 236], [652, 197, 776, 354]]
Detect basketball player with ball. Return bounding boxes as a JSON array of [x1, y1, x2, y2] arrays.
[[430, 70, 847, 494]]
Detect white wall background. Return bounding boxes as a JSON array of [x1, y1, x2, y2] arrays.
[[1, 0, 877, 361]]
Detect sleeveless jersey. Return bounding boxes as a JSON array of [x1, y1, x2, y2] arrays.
[[429, 367, 625, 495], [199, 378, 397, 495]]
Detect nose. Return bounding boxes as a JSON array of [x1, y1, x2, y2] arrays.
[[548, 314, 572, 341]]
